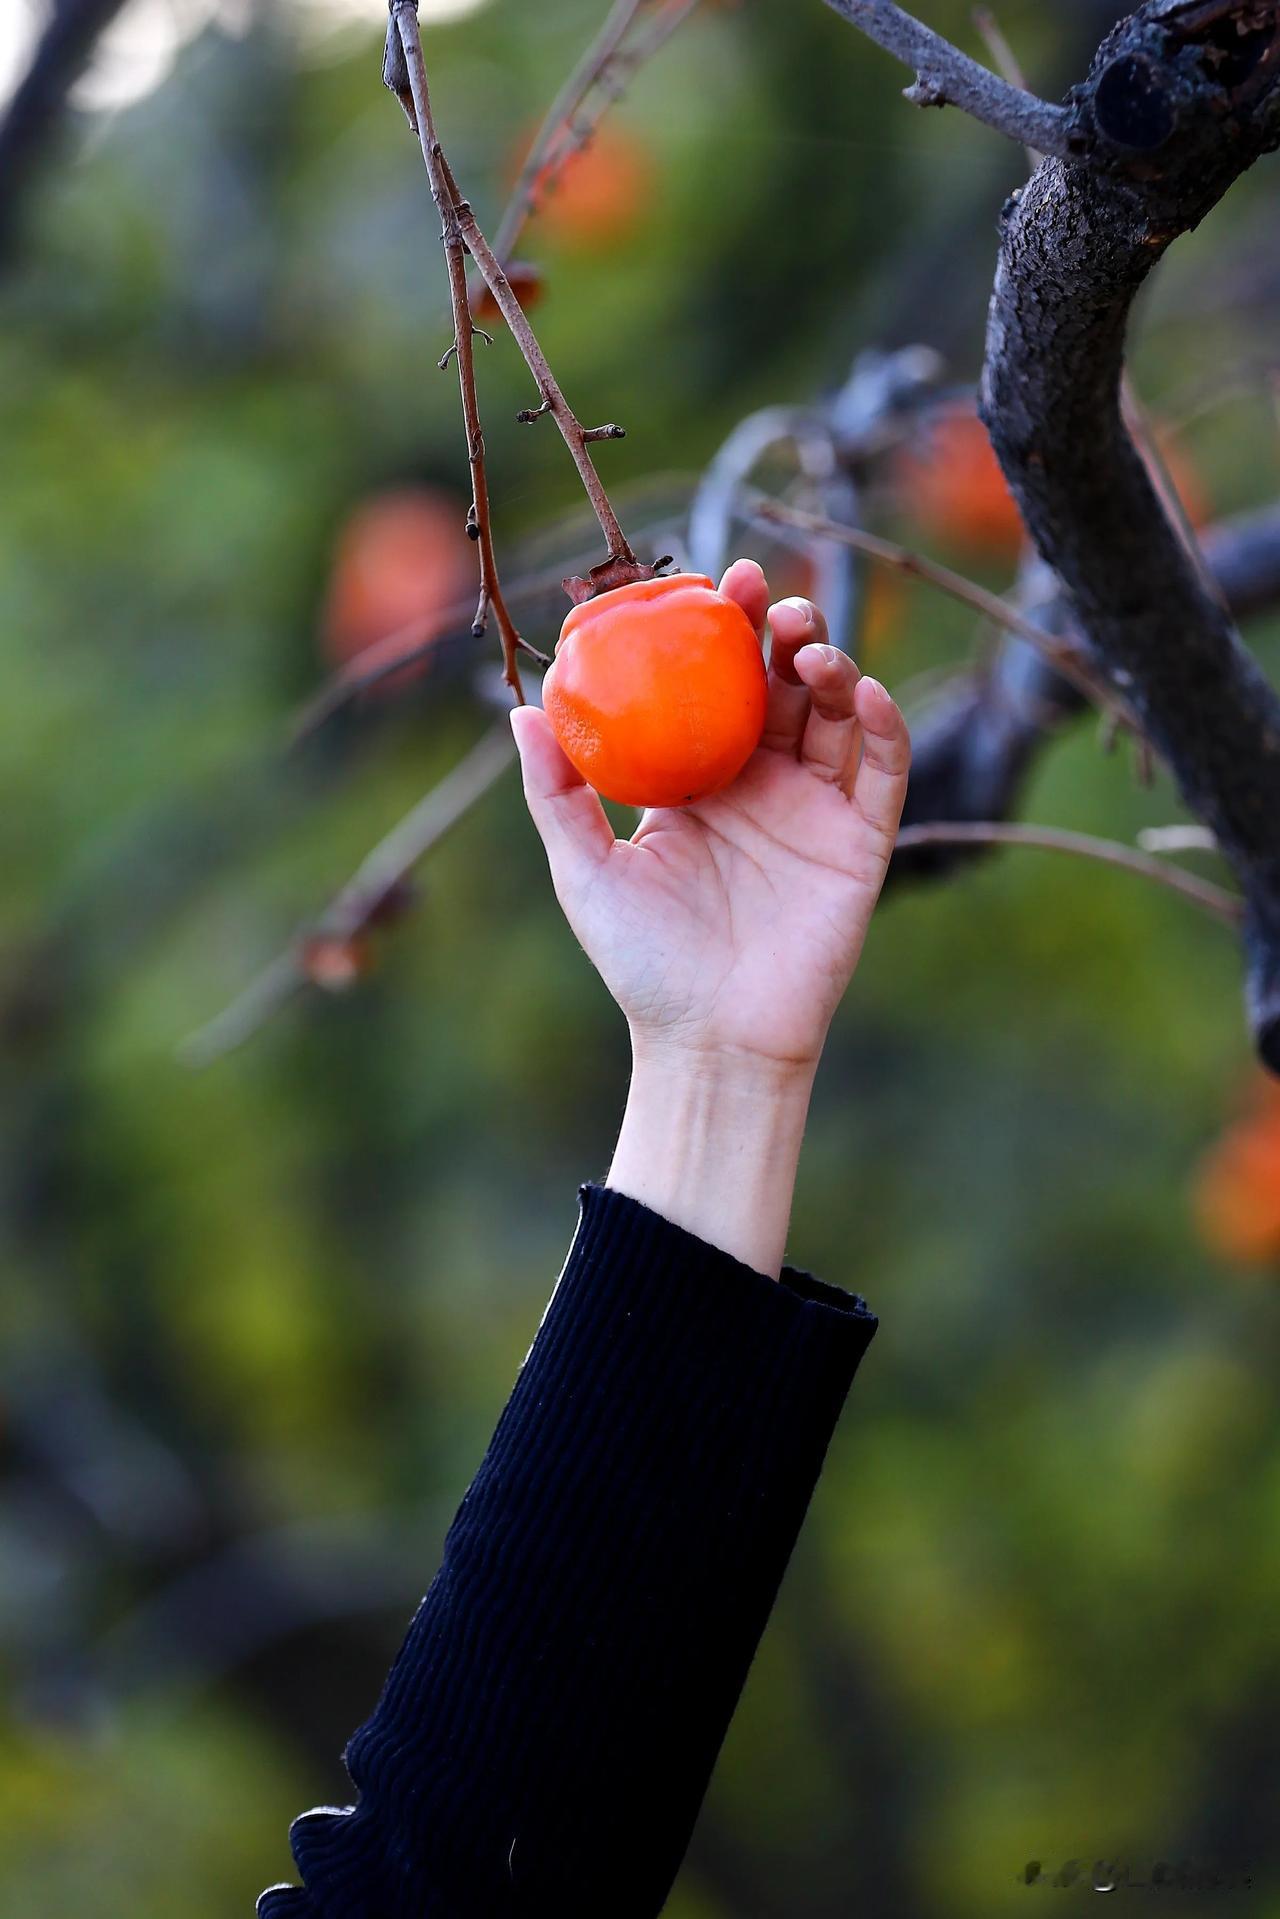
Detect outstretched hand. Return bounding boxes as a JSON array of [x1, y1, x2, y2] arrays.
[[511, 559, 911, 1079]]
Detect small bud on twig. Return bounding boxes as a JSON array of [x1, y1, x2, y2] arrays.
[[382, 0, 420, 130]]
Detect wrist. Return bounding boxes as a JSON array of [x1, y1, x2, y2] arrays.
[[627, 1029, 820, 1105], [607, 1034, 816, 1280]]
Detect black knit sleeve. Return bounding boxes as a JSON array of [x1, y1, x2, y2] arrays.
[[258, 1183, 877, 1919]]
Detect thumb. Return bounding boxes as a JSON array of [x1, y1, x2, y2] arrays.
[[510, 706, 614, 884]]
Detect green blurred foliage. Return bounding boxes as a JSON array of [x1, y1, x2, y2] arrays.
[[1, 1, 1279, 1914]]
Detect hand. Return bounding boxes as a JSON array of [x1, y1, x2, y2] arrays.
[[511, 559, 911, 1079], [511, 560, 910, 1278]]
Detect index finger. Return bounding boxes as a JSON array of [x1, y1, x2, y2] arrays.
[[717, 558, 770, 643]]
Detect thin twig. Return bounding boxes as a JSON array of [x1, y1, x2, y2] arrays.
[[970, 6, 1041, 166], [505, 0, 704, 254], [180, 722, 515, 1067], [895, 821, 1246, 924], [440, 149, 636, 566], [821, 0, 1076, 156], [468, 0, 704, 311], [485, 0, 644, 276], [393, 9, 527, 699], [393, 5, 638, 576], [749, 492, 1121, 717], [289, 601, 554, 749]]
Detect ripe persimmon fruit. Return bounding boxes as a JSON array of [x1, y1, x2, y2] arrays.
[[896, 404, 1024, 558], [514, 123, 653, 252], [1194, 1075, 1280, 1266], [322, 486, 471, 687], [897, 400, 1211, 561], [543, 573, 767, 809]]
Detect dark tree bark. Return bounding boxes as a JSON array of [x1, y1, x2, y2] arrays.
[[0, 0, 129, 268], [828, 0, 1280, 1069], [896, 500, 1280, 875], [982, 3, 1280, 1068]]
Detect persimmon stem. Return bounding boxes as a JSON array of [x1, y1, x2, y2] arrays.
[[390, 2, 525, 697], [434, 144, 637, 565], [392, 1, 639, 585]]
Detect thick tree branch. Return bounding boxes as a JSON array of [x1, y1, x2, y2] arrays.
[[0, 0, 127, 267], [821, 0, 1079, 155], [895, 498, 1280, 870], [979, 1, 1280, 1068]]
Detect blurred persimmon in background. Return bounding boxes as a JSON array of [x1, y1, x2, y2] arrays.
[[859, 566, 904, 659], [321, 486, 472, 685], [1194, 1074, 1280, 1266], [515, 123, 654, 251], [470, 260, 545, 329], [895, 401, 1210, 563], [757, 549, 903, 662]]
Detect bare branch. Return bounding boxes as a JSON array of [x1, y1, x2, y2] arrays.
[[180, 722, 514, 1067], [480, 0, 703, 292], [748, 492, 1121, 716], [390, 3, 527, 698], [895, 821, 1246, 924], [392, 0, 648, 589], [821, 0, 1078, 156]]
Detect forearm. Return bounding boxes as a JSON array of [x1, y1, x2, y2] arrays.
[[606, 1042, 816, 1280]]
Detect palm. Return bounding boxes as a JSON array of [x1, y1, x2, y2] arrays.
[[570, 747, 892, 1063]]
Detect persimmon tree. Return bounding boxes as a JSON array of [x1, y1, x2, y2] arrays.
[[175, 0, 1280, 1071]]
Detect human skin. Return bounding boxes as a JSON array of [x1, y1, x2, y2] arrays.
[[511, 559, 911, 1280]]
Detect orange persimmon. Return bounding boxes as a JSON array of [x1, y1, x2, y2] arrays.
[[1194, 1076, 1280, 1266], [897, 401, 1211, 560], [516, 123, 653, 251], [896, 405, 1024, 558], [321, 487, 471, 685], [543, 573, 767, 808]]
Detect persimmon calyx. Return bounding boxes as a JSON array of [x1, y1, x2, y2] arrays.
[[561, 553, 675, 607]]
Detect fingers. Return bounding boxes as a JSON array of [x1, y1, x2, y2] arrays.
[[510, 707, 614, 886], [793, 642, 862, 795], [718, 558, 770, 643], [761, 597, 828, 751], [851, 676, 911, 844]]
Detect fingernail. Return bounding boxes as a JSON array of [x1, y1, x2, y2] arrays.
[[778, 597, 814, 625], [821, 645, 840, 666], [861, 676, 886, 700]]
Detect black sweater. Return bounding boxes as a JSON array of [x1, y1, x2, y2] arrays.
[[258, 1183, 877, 1917]]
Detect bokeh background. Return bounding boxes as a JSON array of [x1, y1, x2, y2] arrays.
[[3, 1, 1280, 1913]]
